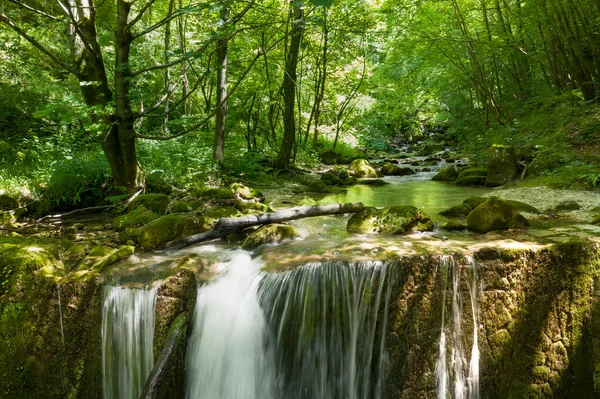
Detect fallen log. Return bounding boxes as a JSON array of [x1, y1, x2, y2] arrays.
[[166, 202, 364, 249]]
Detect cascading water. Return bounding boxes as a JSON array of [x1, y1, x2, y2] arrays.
[[101, 285, 157, 399], [436, 256, 480, 399], [185, 253, 274, 399], [259, 261, 393, 399]]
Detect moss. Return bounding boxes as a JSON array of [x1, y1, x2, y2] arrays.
[[505, 200, 541, 214], [231, 183, 264, 201], [439, 203, 472, 217], [463, 196, 487, 209], [347, 205, 433, 234], [112, 205, 159, 231], [431, 166, 459, 182], [486, 144, 517, 187], [138, 214, 214, 250], [77, 245, 134, 273], [321, 172, 343, 186], [348, 159, 378, 178], [467, 196, 529, 233], [355, 178, 389, 186], [170, 200, 204, 213], [241, 223, 299, 250], [457, 167, 488, 179], [380, 162, 415, 176], [128, 194, 170, 214], [203, 206, 240, 219], [442, 220, 467, 231], [234, 201, 273, 214], [553, 200, 582, 212], [305, 180, 332, 193], [192, 187, 236, 200], [455, 175, 487, 186]]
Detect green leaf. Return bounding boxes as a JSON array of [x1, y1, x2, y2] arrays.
[[311, 0, 333, 7]]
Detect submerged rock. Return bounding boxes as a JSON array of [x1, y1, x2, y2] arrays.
[[439, 203, 472, 218], [380, 162, 416, 176], [432, 167, 459, 182], [467, 196, 529, 233], [442, 220, 467, 231], [348, 159, 378, 178], [347, 205, 434, 234], [129, 194, 171, 214], [138, 214, 214, 250], [241, 223, 299, 250], [486, 144, 517, 187], [553, 200, 582, 212], [455, 167, 487, 186]]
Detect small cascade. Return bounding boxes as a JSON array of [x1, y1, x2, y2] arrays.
[[436, 256, 480, 399], [186, 253, 274, 399], [259, 261, 393, 399], [102, 285, 157, 399]]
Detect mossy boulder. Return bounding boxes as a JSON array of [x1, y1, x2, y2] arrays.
[[231, 183, 265, 202], [463, 196, 487, 209], [203, 206, 240, 219], [486, 144, 517, 187], [380, 162, 416, 176], [0, 194, 18, 211], [347, 205, 434, 234], [331, 166, 351, 179], [467, 196, 529, 233], [320, 149, 341, 165], [321, 172, 343, 186], [241, 224, 299, 250], [112, 206, 159, 231], [418, 142, 445, 156], [234, 201, 273, 214], [348, 159, 378, 178], [192, 187, 236, 200], [170, 200, 204, 213], [77, 245, 135, 273], [442, 220, 467, 231], [356, 178, 389, 186], [505, 200, 540, 214], [457, 167, 487, 179], [138, 214, 214, 250], [305, 180, 332, 193], [432, 167, 459, 182], [553, 200, 582, 212], [129, 194, 170, 214], [439, 203, 472, 217], [455, 175, 487, 186]]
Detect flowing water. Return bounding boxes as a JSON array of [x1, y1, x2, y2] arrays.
[[101, 285, 157, 399], [435, 256, 480, 399]]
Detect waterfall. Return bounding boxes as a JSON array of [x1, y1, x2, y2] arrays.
[[186, 253, 274, 399], [259, 261, 393, 399], [436, 256, 480, 399], [102, 285, 157, 399]]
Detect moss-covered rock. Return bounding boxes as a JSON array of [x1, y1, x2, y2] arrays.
[[320, 149, 340, 165], [553, 200, 582, 212], [486, 144, 517, 187], [170, 200, 204, 213], [234, 201, 273, 214], [347, 205, 434, 234], [442, 220, 467, 231], [592, 215, 600, 225], [305, 180, 332, 193], [0, 194, 19, 211], [241, 224, 299, 250], [439, 203, 472, 217], [321, 172, 343, 186], [505, 200, 541, 214], [348, 159, 378, 178], [231, 183, 265, 202], [129, 194, 171, 214], [455, 175, 487, 186], [77, 245, 134, 273], [463, 196, 487, 209], [380, 162, 416, 176], [203, 206, 240, 219], [355, 178, 389, 186], [467, 196, 529, 233], [112, 206, 159, 231], [192, 187, 236, 200], [432, 167, 459, 182], [418, 142, 445, 156], [138, 214, 214, 250], [457, 167, 488, 179]]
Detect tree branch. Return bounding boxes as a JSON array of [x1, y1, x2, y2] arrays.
[[6, 0, 61, 20], [0, 13, 80, 77], [128, 0, 160, 28]]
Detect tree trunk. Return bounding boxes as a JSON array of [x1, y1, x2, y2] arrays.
[[167, 202, 365, 248], [213, 3, 229, 163], [274, 0, 304, 169]]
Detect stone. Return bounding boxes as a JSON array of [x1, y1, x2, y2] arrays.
[[355, 178, 389, 186], [128, 194, 170, 214], [231, 183, 265, 202], [138, 214, 214, 250], [305, 181, 332, 193], [112, 206, 159, 231], [192, 187, 236, 200], [432, 167, 459, 182], [321, 172, 343, 186], [418, 142, 445, 156], [442, 220, 467, 231], [234, 201, 273, 214], [439, 203, 472, 217], [463, 196, 487, 209], [320, 149, 340, 165], [347, 205, 434, 234], [467, 196, 529, 233], [455, 176, 487, 186], [203, 206, 240, 219], [77, 245, 134, 272], [505, 200, 540, 214], [0, 194, 18, 211], [553, 200, 582, 212], [348, 159, 378, 178], [486, 145, 517, 187], [380, 162, 416, 176], [457, 167, 488, 179], [241, 224, 299, 250]]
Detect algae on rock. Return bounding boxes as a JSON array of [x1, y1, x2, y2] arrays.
[[467, 196, 529, 233], [347, 205, 434, 234]]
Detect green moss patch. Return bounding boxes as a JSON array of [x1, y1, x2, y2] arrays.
[[112, 205, 159, 231], [138, 214, 214, 250], [129, 194, 171, 214], [347, 205, 433, 234], [241, 224, 299, 250]]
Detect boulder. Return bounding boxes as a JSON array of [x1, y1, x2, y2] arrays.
[[231, 183, 265, 202], [439, 203, 472, 218], [348, 159, 378, 178], [553, 201, 582, 212], [380, 162, 416, 176], [305, 181, 332, 193], [467, 196, 529, 233], [442, 220, 467, 231], [320, 150, 340, 165], [203, 206, 240, 219], [138, 214, 214, 250], [347, 205, 434, 234], [234, 201, 273, 214], [112, 206, 159, 231], [241, 224, 299, 250], [418, 142, 445, 156], [321, 172, 343, 186], [486, 145, 517, 187], [457, 167, 488, 179], [77, 245, 135, 272], [455, 176, 487, 186], [432, 167, 459, 182], [0, 194, 18, 211], [129, 194, 170, 214], [463, 197, 487, 209], [505, 200, 540, 214], [170, 200, 204, 213], [355, 179, 389, 186], [191, 187, 236, 200]]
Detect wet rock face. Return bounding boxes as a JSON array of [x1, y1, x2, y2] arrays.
[[241, 223, 299, 250], [138, 214, 213, 250], [432, 166, 459, 182], [347, 205, 434, 234], [467, 196, 529, 233], [348, 159, 378, 178], [486, 144, 517, 187]]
